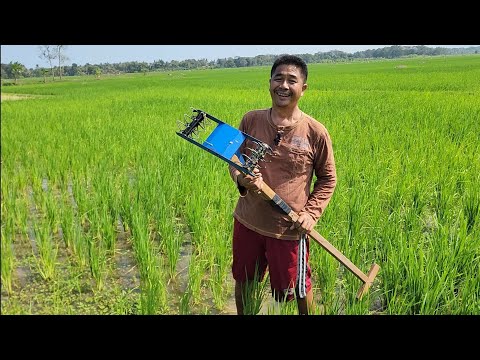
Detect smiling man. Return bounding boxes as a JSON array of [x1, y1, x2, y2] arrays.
[[229, 54, 337, 315]]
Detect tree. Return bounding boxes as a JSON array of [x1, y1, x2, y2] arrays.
[[10, 62, 23, 84], [1, 64, 7, 80], [38, 45, 56, 81], [41, 68, 49, 83], [94, 67, 102, 79], [56, 45, 69, 80]]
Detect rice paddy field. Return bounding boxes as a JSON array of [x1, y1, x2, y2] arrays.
[[1, 55, 479, 315]]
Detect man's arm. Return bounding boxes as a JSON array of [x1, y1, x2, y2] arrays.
[[302, 131, 337, 222], [229, 166, 248, 197]]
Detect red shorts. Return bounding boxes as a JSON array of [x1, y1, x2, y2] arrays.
[[232, 218, 311, 302]]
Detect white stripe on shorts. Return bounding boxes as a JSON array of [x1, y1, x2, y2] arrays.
[[296, 234, 307, 299]]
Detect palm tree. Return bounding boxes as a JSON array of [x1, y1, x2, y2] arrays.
[[10, 62, 23, 84]]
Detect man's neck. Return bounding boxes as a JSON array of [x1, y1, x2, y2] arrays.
[[270, 106, 302, 127]]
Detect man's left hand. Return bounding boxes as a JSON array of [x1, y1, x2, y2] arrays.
[[290, 212, 315, 234]]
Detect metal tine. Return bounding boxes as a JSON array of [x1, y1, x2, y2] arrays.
[[253, 140, 271, 149], [196, 127, 205, 136], [246, 147, 259, 153], [177, 120, 186, 131], [261, 149, 274, 161], [197, 119, 214, 138], [184, 113, 194, 123], [242, 153, 254, 165], [246, 147, 271, 163], [196, 125, 207, 134], [191, 127, 199, 138], [201, 117, 215, 130], [242, 152, 253, 160], [242, 153, 262, 173]]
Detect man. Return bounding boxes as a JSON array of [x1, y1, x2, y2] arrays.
[[229, 54, 337, 315]]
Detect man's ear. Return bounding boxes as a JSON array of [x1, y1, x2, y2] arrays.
[[301, 83, 308, 96]]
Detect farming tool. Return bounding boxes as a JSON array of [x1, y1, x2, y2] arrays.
[[176, 108, 380, 299]]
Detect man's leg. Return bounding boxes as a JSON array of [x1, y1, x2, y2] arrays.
[[235, 281, 244, 315], [232, 219, 267, 315], [297, 288, 314, 315], [267, 235, 312, 315]]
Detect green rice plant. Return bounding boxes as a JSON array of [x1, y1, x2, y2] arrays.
[[61, 177, 91, 268], [179, 285, 192, 314], [202, 220, 232, 311], [14, 194, 30, 241], [131, 211, 168, 314], [240, 264, 270, 315], [59, 192, 75, 250], [463, 192, 479, 235], [97, 203, 117, 254], [208, 249, 231, 311], [1, 223, 15, 294], [139, 270, 167, 315], [109, 287, 140, 315], [32, 221, 58, 281], [433, 182, 451, 224], [86, 227, 108, 292], [156, 194, 181, 280], [71, 220, 90, 269], [185, 249, 207, 306], [41, 187, 60, 234], [267, 293, 300, 315]]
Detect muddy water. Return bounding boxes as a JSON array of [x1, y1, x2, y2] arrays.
[[165, 225, 237, 315], [114, 216, 140, 292]]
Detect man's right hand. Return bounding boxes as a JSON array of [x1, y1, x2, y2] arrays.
[[237, 168, 264, 195]]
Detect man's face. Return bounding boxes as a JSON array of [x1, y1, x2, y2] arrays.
[[269, 64, 307, 108]]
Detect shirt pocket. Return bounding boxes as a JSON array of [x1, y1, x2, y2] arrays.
[[288, 146, 311, 175]]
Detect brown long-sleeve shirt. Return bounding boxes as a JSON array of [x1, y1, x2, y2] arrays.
[[229, 108, 337, 240]]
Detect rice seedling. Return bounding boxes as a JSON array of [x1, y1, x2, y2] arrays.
[[32, 221, 58, 281], [240, 267, 270, 315], [1, 221, 14, 294]]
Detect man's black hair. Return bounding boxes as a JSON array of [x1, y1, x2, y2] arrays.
[[270, 54, 308, 82]]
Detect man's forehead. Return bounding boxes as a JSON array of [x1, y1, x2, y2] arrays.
[[272, 65, 301, 76]]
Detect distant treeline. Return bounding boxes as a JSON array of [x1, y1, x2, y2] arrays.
[[2, 45, 479, 80]]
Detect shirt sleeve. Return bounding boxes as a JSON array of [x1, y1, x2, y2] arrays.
[[302, 129, 337, 222]]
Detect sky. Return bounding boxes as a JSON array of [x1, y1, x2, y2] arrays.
[[1, 45, 474, 69]]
